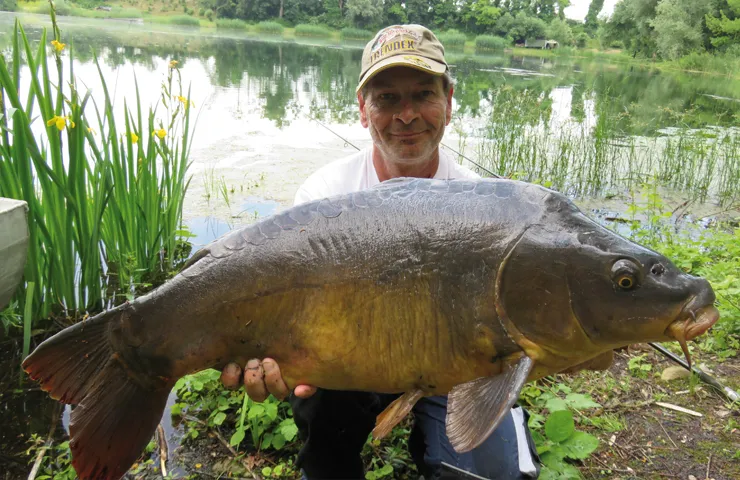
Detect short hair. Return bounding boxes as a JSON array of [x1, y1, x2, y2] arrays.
[[360, 70, 456, 100]]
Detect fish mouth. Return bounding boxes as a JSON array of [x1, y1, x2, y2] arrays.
[[665, 303, 720, 368]]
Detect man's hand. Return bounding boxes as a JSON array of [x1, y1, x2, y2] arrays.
[[220, 358, 317, 402]]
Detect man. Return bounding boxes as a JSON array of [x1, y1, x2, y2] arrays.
[[221, 25, 541, 479]]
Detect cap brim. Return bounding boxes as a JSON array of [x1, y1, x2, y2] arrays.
[[356, 55, 447, 93]]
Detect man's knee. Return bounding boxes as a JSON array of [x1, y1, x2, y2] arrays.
[[410, 397, 540, 479]]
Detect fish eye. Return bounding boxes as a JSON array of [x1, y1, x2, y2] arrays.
[[616, 275, 635, 289], [611, 259, 640, 290]]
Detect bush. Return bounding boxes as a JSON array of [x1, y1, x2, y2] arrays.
[[340, 27, 373, 40], [294, 24, 332, 38], [437, 29, 466, 50], [205, 8, 213, 21], [576, 32, 589, 48], [0, 0, 17, 12], [215, 18, 247, 30], [255, 21, 284, 35], [474, 35, 509, 51], [168, 15, 200, 26]]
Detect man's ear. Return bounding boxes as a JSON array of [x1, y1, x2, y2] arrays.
[[445, 86, 454, 125], [358, 92, 368, 128]]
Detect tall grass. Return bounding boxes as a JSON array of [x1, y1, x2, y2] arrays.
[[0, 10, 194, 328], [437, 29, 466, 50], [294, 24, 332, 38], [215, 18, 247, 30], [255, 21, 284, 35], [162, 15, 201, 27], [474, 35, 509, 51], [466, 86, 740, 205], [340, 27, 373, 41]]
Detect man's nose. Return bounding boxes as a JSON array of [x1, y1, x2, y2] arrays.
[[393, 98, 420, 124]]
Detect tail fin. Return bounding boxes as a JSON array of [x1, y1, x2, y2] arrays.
[[22, 308, 171, 480]]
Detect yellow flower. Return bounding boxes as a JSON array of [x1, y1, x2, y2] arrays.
[[50, 40, 65, 52], [169, 60, 179, 69], [87, 126, 96, 135], [68, 119, 75, 128], [195, 463, 202, 469], [153, 128, 166, 139], [46, 115, 67, 131], [130, 132, 139, 144]]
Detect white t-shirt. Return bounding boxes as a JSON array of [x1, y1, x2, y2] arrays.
[[294, 147, 480, 205]]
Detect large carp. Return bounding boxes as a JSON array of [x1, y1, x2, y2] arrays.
[[23, 178, 718, 480]]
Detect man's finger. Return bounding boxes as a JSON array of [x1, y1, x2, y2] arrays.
[[220, 362, 242, 390], [244, 359, 268, 402], [294, 385, 318, 398], [263, 358, 290, 400]]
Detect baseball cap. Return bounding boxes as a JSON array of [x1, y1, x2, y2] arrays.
[[357, 24, 448, 93]]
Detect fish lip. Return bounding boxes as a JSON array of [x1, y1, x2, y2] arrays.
[[665, 297, 719, 341]]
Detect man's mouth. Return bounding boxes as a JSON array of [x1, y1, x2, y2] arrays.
[[665, 304, 719, 368], [392, 131, 425, 139]]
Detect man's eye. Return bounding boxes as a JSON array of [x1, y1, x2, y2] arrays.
[[421, 90, 434, 97], [378, 93, 396, 102]]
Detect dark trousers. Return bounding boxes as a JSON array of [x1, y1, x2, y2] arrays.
[[290, 389, 541, 480]]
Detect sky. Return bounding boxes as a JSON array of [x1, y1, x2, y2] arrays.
[[564, 0, 619, 22]]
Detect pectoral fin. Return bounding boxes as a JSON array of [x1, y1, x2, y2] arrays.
[[446, 355, 534, 453], [372, 389, 425, 440]]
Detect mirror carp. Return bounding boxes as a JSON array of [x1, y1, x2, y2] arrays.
[[22, 178, 719, 479]]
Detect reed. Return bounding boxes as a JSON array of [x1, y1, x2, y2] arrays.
[[0, 8, 194, 333], [255, 21, 284, 35], [294, 24, 332, 38]]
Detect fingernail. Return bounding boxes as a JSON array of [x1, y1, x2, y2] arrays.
[[263, 360, 275, 372], [246, 359, 260, 370]]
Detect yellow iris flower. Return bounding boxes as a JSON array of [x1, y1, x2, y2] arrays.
[[169, 60, 179, 69], [46, 115, 74, 131], [50, 40, 65, 52], [153, 128, 166, 139], [130, 132, 139, 144]]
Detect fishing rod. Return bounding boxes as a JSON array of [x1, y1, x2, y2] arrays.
[[648, 342, 739, 403], [306, 114, 734, 400]]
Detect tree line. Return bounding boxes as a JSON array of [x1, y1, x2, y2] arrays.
[[199, 0, 739, 59]]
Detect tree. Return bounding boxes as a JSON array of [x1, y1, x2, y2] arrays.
[[705, 0, 740, 47], [584, 0, 605, 34], [557, 0, 570, 21], [462, 0, 502, 33], [651, 0, 712, 59], [346, 0, 383, 28], [547, 17, 574, 45]]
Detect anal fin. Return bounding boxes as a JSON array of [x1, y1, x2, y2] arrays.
[[446, 355, 534, 453], [372, 389, 425, 440]]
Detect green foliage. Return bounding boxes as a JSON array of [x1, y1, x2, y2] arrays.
[[0, 0, 17, 12], [627, 354, 653, 378], [575, 32, 588, 48], [172, 369, 299, 452], [437, 29, 467, 50], [705, 0, 740, 48], [474, 34, 510, 51], [347, 0, 383, 29], [167, 14, 201, 26], [585, 0, 605, 34], [522, 383, 601, 480], [340, 27, 373, 41], [462, 0, 502, 34], [294, 23, 332, 38], [495, 12, 548, 44], [547, 18, 574, 46], [255, 20, 285, 35], [650, 0, 707, 60], [215, 17, 247, 29], [25, 436, 76, 480]]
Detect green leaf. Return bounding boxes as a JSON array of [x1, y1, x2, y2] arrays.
[[279, 419, 298, 441], [273, 464, 284, 476], [562, 431, 599, 460], [545, 410, 575, 443], [265, 401, 278, 421], [378, 464, 393, 477], [230, 429, 245, 447], [262, 467, 272, 476], [248, 404, 265, 420], [564, 393, 600, 410], [545, 397, 569, 412], [261, 432, 274, 449], [213, 412, 227, 426], [272, 432, 286, 450]]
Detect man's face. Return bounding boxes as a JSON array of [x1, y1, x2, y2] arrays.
[[358, 67, 453, 165]]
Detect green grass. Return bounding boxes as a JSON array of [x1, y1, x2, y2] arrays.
[[294, 24, 332, 38], [474, 35, 509, 51], [340, 27, 373, 41], [155, 15, 201, 26], [255, 20, 284, 35], [215, 18, 247, 30], [24, 0, 142, 18], [0, 13, 194, 332], [437, 29, 466, 50]]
